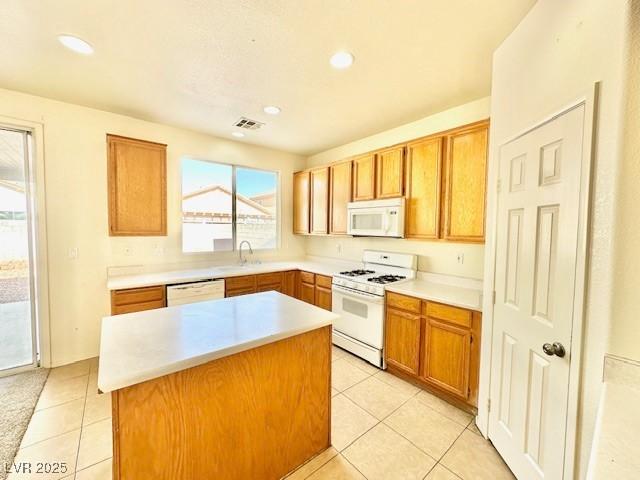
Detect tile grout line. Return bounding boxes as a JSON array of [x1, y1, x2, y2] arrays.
[[334, 386, 424, 480], [71, 369, 91, 479]]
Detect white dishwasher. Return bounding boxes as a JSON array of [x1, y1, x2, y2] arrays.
[[166, 279, 225, 306]]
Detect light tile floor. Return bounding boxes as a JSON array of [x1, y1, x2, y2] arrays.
[[8, 346, 514, 480]]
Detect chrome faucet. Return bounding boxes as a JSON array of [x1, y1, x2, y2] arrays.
[[238, 240, 253, 265]]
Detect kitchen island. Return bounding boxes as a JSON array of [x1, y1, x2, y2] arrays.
[[98, 291, 336, 480]]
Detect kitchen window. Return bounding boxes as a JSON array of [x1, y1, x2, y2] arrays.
[[181, 159, 278, 253]]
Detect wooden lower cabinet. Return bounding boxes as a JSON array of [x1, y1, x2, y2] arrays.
[[111, 286, 166, 315], [385, 307, 421, 376], [300, 279, 316, 305], [298, 272, 332, 310], [385, 292, 481, 408], [282, 271, 298, 297], [315, 286, 332, 311]]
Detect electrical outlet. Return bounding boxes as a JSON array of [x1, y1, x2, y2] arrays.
[[457, 253, 465, 265], [68, 247, 78, 259], [336, 243, 342, 255], [123, 245, 133, 256]]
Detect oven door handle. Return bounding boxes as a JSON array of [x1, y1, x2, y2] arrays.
[[332, 285, 384, 304]]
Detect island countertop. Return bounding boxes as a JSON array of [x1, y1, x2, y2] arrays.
[[98, 291, 338, 393]]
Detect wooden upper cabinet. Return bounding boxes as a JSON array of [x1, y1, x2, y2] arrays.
[[329, 160, 352, 235], [375, 146, 405, 199], [443, 122, 489, 242], [310, 167, 329, 235], [352, 153, 376, 201], [293, 171, 310, 234], [107, 135, 167, 236], [405, 137, 443, 239]]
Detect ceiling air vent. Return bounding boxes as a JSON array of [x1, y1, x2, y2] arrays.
[[233, 117, 265, 130]]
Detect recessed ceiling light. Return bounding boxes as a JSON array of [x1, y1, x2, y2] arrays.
[[263, 106, 281, 115], [232, 132, 245, 138], [58, 35, 94, 55], [330, 51, 354, 69]]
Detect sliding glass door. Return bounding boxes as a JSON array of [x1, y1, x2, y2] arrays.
[[0, 127, 38, 373]]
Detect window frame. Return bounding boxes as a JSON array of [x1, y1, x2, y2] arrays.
[[181, 158, 280, 254]]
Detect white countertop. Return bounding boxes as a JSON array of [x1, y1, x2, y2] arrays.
[[587, 382, 640, 479], [97, 291, 337, 393], [386, 279, 483, 311], [107, 260, 353, 290]]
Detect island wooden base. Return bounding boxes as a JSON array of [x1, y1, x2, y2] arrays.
[[111, 326, 331, 480]]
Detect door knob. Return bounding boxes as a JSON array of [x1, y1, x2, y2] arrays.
[[542, 342, 566, 358]]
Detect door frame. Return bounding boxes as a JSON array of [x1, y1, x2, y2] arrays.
[[477, 83, 598, 479], [0, 116, 51, 371]]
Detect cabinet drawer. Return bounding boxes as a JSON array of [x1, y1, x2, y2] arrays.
[[300, 271, 315, 285], [111, 299, 166, 315], [424, 302, 472, 328], [226, 287, 256, 297], [256, 272, 283, 287], [386, 292, 421, 314], [225, 275, 256, 291], [112, 286, 165, 306], [315, 274, 332, 289]]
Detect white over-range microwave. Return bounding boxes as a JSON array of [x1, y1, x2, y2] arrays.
[[346, 198, 405, 238]]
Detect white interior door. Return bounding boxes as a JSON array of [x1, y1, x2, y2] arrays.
[[489, 105, 585, 479]]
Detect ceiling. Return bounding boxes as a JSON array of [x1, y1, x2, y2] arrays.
[[0, 0, 535, 155]]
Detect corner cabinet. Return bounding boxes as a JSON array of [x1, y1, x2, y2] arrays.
[[293, 171, 310, 234], [107, 134, 167, 236], [385, 292, 481, 408]]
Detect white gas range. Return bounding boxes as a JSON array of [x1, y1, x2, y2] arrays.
[[332, 250, 417, 368]]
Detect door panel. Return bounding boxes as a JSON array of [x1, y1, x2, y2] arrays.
[[352, 154, 376, 201], [329, 161, 352, 234], [293, 171, 310, 234], [405, 137, 442, 239], [489, 106, 586, 480], [300, 282, 315, 305], [375, 146, 404, 199], [421, 318, 470, 399], [385, 308, 420, 375], [310, 167, 329, 234], [443, 123, 488, 242]]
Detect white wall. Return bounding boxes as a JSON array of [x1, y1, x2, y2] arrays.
[[305, 97, 491, 280], [486, 0, 629, 477], [610, 0, 640, 362], [0, 88, 306, 368]]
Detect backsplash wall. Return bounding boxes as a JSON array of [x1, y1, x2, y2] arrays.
[[305, 97, 491, 280]]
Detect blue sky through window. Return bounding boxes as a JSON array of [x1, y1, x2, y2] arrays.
[[182, 159, 276, 198]]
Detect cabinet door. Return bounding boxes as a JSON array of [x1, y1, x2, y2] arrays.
[[329, 161, 352, 234], [421, 318, 471, 399], [310, 167, 329, 234], [375, 146, 404, 199], [405, 137, 443, 239], [300, 282, 315, 304], [293, 171, 310, 234], [315, 287, 332, 311], [352, 153, 376, 201], [282, 271, 298, 297], [385, 307, 421, 376], [107, 135, 167, 236], [443, 122, 489, 242]]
